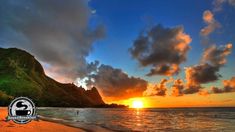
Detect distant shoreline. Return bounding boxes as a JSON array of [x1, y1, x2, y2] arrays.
[[1, 105, 235, 108], [0, 103, 129, 108]]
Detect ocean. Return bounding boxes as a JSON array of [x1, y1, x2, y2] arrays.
[[38, 107, 235, 132]]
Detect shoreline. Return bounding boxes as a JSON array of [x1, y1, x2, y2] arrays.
[[38, 115, 112, 132], [0, 107, 85, 132]]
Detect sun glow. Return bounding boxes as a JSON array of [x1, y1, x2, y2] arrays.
[[131, 100, 143, 108]]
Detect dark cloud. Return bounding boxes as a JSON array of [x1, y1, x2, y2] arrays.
[[130, 24, 191, 76], [171, 79, 210, 96], [187, 44, 232, 83], [183, 44, 232, 89], [185, 63, 221, 84], [146, 64, 180, 76], [143, 79, 168, 96], [0, 0, 105, 82], [211, 87, 224, 93], [171, 79, 206, 96], [183, 84, 203, 94], [211, 77, 235, 93], [173, 44, 232, 95], [86, 64, 148, 101], [201, 44, 232, 66]]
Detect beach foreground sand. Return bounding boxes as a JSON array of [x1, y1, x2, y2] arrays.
[[0, 107, 85, 132]]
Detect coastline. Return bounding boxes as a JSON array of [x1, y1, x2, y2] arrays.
[[0, 107, 85, 132], [37, 107, 112, 132]]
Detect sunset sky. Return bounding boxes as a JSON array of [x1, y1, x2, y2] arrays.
[[0, 0, 235, 107]]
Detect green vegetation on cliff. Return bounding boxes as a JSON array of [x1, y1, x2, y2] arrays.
[[0, 48, 105, 107]]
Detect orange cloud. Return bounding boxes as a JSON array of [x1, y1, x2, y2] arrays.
[[171, 79, 184, 97], [198, 90, 209, 96], [143, 79, 169, 96], [200, 10, 220, 36], [224, 77, 235, 89], [203, 10, 214, 23], [201, 43, 232, 65], [211, 77, 235, 93]]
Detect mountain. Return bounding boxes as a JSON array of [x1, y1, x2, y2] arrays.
[[0, 47, 105, 107]]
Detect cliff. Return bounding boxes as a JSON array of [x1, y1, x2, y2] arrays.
[[0, 47, 105, 107]]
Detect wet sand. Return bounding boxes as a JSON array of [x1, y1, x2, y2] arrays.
[[0, 107, 85, 132]]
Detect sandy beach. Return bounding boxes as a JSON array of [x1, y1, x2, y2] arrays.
[[0, 107, 85, 132]]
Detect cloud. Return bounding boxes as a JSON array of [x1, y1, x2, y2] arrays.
[[200, 10, 220, 36], [211, 86, 224, 93], [228, 0, 235, 6], [201, 43, 232, 66], [172, 43, 232, 95], [188, 44, 232, 83], [203, 10, 214, 23], [213, 0, 235, 12], [146, 64, 180, 76], [185, 63, 221, 84], [171, 79, 184, 96], [198, 90, 209, 96], [213, 0, 227, 12], [130, 24, 191, 76], [183, 84, 203, 95], [143, 79, 169, 96], [171, 78, 209, 96], [184, 44, 232, 94], [86, 64, 148, 101], [0, 0, 105, 82], [211, 77, 235, 93]]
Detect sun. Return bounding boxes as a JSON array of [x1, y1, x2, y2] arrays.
[[131, 100, 143, 108]]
